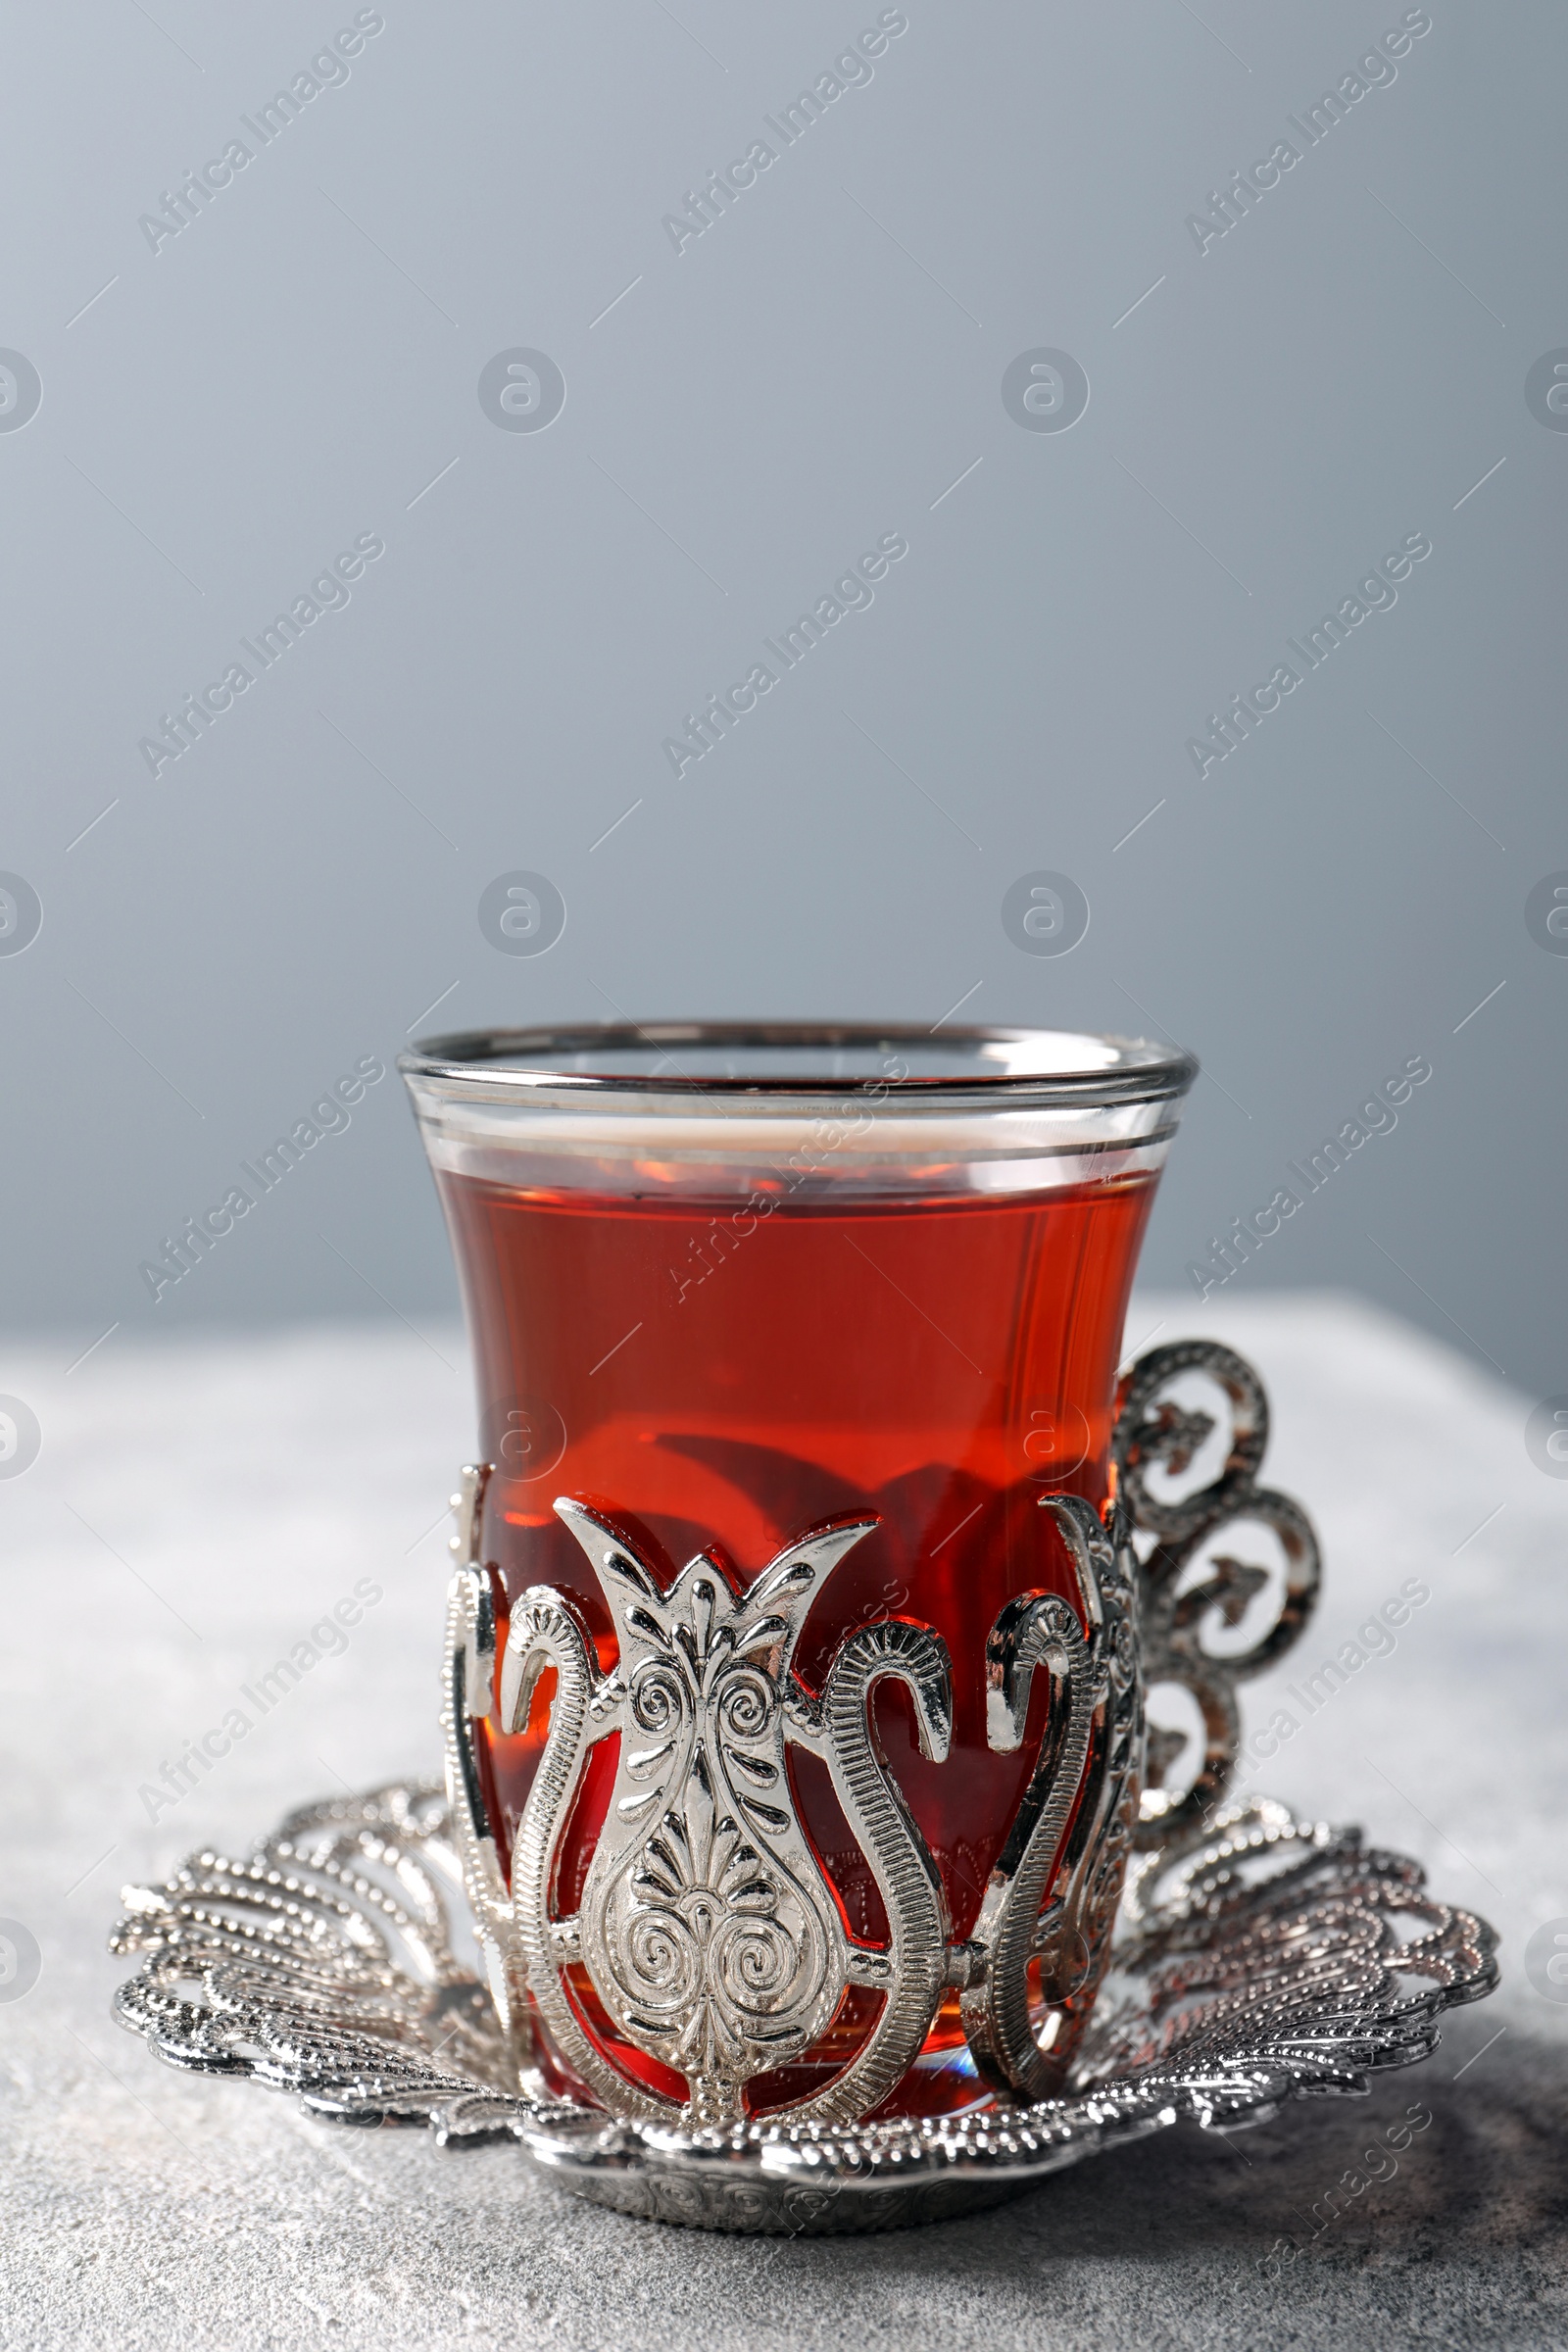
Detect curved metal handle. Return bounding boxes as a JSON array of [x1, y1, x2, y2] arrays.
[[1113, 1342, 1321, 1849]]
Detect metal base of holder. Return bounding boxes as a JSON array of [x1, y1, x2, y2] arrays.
[[110, 1779, 1496, 2235]]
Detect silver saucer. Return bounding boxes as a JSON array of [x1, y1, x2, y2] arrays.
[[110, 1780, 1497, 2234]]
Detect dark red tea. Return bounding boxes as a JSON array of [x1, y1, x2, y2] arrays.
[[439, 1166, 1154, 2120]]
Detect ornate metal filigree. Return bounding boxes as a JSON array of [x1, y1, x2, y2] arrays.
[[1112, 1341, 1321, 1847], [1028, 1496, 1143, 2075], [109, 1782, 1497, 2235], [450, 1496, 961, 2129], [444, 1478, 1140, 2124], [440, 1466, 531, 2050], [107, 1336, 1492, 2225], [106, 1332, 1332, 2184], [962, 1494, 1142, 2099]]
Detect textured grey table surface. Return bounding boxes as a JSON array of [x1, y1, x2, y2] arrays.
[[3, 1295, 1565, 2351]]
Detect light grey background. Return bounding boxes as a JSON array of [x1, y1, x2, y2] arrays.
[[2, 1, 1563, 1408]]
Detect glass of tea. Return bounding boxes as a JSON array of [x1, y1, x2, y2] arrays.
[[401, 1023, 1195, 2130]]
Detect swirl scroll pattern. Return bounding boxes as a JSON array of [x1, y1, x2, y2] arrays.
[[1112, 1341, 1321, 1848], [430, 1337, 1325, 2131], [109, 1782, 1497, 2235]]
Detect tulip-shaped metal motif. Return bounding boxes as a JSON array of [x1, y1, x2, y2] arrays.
[[446, 1491, 954, 2128]]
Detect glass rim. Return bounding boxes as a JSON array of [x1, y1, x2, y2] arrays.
[[399, 1021, 1199, 1110]]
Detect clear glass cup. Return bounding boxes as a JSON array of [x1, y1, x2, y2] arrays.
[[401, 1023, 1196, 2125]]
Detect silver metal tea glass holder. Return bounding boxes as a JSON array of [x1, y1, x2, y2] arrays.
[[111, 1343, 1497, 2233]]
